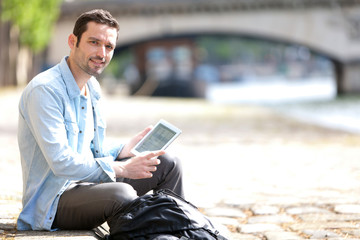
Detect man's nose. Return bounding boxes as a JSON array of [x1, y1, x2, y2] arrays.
[[97, 45, 106, 58]]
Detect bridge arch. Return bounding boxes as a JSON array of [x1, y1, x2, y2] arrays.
[[108, 31, 336, 98], [113, 7, 360, 63], [115, 30, 337, 62], [49, 1, 360, 94], [107, 8, 360, 96]]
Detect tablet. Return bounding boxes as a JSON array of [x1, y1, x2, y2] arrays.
[[131, 119, 182, 155]]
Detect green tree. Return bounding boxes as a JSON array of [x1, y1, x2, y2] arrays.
[[1, 0, 62, 85], [2, 0, 62, 52]]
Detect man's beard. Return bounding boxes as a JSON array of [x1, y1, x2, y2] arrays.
[[85, 56, 107, 77]]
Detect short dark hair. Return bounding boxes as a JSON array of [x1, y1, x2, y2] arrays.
[[73, 9, 120, 47]]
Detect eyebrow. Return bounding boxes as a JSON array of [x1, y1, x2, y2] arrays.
[[88, 37, 101, 42], [88, 37, 115, 48]]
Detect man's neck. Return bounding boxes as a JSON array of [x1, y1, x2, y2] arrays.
[[66, 57, 91, 91]]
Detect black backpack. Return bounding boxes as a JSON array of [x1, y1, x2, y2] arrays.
[[94, 189, 228, 240]]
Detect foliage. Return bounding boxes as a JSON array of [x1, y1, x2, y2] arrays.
[[105, 49, 134, 80], [1, 0, 62, 52]]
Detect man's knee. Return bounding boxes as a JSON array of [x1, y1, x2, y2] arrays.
[[159, 153, 183, 176], [107, 182, 138, 204], [111, 182, 137, 202]]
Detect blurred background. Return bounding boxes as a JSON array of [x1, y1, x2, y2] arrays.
[[2, 0, 360, 133], [2, 0, 360, 102]]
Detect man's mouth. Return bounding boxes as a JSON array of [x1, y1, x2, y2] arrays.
[[90, 57, 105, 67]]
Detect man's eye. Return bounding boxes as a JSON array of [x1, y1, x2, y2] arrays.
[[90, 41, 98, 45], [106, 45, 114, 50]]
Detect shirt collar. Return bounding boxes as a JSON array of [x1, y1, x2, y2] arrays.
[[87, 77, 101, 101], [59, 56, 101, 101], [60, 56, 81, 99]]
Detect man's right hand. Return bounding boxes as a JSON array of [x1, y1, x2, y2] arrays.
[[112, 150, 165, 179]]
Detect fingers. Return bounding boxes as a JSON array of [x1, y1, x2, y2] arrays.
[[138, 125, 153, 138], [121, 150, 165, 179], [141, 151, 163, 177], [147, 150, 166, 159], [137, 165, 157, 179], [144, 164, 158, 178], [143, 172, 153, 178], [132, 170, 153, 179], [148, 158, 161, 166], [139, 150, 164, 160], [147, 165, 157, 172]]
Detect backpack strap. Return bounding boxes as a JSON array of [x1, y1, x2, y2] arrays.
[[93, 224, 110, 240]]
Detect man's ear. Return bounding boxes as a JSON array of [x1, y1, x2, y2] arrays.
[[68, 34, 77, 49]]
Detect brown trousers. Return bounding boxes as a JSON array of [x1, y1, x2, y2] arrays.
[[52, 154, 183, 231]]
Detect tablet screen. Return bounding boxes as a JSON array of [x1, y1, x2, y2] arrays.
[[135, 124, 177, 153]]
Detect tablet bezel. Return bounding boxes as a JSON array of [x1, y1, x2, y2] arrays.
[[131, 119, 181, 156]]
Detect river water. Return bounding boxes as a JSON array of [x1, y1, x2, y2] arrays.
[[206, 76, 360, 134]]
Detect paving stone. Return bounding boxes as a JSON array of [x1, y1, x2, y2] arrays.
[[0, 218, 17, 230], [264, 231, 304, 240], [342, 229, 360, 237], [251, 205, 280, 215], [315, 238, 360, 240], [0, 201, 22, 217], [223, 198, 258, 208], [290, 222, 358, 231], [298, 213, 360, 222], [327, 239, 360, 240], [206, 217, 232, 239], [209, 216, 240, 227], [238, 223, 282, 233], [205, 207, 247, 218], [302, 229, 340, 239], [261, 196, 305, 206], [15, 230, 97, 239], [334, 204, 360, 214], [229, 232, 262, 240], [247, 214, 295, 224], [191, 197, 217, 209], [286, 206, 330, 215]]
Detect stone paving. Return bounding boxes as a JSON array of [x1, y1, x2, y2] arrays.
[[1, 87, 360, 239]]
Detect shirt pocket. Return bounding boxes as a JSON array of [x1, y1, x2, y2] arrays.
[[64, 120, 79, 149]]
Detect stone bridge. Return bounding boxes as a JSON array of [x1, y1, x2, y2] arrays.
[[48, 0, 360, 94]]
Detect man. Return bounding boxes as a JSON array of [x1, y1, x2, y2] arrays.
[[17, 9, 183, 231]]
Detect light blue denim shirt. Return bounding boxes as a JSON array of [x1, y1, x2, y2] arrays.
[[17, 56, 123, 230]]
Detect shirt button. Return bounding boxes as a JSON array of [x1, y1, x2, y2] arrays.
[[79, 130, 82, 134], [82, 107, 85, 109], [96, 150, 99, 153]]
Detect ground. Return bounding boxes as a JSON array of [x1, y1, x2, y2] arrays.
[[1, 87, 360, 239]]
